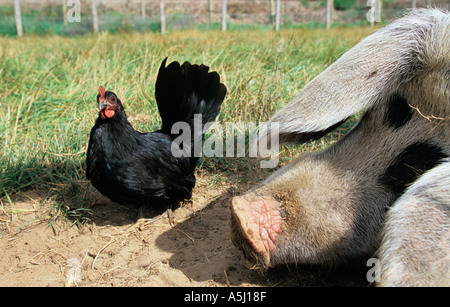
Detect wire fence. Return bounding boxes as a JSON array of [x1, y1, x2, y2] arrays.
[[1, 0, 449, 36]]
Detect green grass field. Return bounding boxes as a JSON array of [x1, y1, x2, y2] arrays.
[[0, 27, 375, 224]]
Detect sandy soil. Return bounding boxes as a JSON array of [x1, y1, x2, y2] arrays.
[[0, 170, 368, 287]]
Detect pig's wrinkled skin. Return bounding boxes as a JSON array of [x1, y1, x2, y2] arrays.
[[230, 9, 449, 286]]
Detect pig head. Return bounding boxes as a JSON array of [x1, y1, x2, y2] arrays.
[[230, 9, 449, 286]]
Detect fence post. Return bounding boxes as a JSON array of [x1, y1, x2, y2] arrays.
[[92, 0, 99, 33], [367, 0, 381, 25], [275, 0, 280, 31], [160, 0, 166, 33], [412, 0, 417, 9], [222, 0, 227, 31], [326, 0, 333, 29], [208, 0, 213, 25], [378, 0, 382, 23], [14, 0, 23, 37], [62, 0, 67, 25], [368, 0, 375, 26], [141, 0, 146, 18]]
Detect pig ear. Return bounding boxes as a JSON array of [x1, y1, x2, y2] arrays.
[[258, 9, 443, 146]]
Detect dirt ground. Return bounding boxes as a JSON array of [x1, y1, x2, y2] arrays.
[[0, 170, 368, 287]]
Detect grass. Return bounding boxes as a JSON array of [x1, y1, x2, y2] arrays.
[[0, 26, 375, 225]]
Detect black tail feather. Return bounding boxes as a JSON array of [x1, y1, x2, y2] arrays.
[[155, 58, 227, 136]]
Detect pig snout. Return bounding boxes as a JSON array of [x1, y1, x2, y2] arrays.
[[230, 193, 283, 268], [229, 159, 387, 270]]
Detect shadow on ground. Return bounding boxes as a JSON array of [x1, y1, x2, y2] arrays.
[[154, 188, 369, 287]]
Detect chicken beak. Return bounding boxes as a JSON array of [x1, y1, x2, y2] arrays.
[[98, 101, 110, 110]]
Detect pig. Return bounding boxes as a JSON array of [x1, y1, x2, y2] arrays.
[[230, 9, 449, 286], [377, 158, 449, 286]]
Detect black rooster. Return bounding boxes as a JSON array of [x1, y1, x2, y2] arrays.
[[86, 58, 227, 225]]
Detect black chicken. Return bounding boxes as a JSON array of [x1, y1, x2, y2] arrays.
[[86, 58, 227, 225]]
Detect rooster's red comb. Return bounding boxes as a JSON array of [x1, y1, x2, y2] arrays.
[[98, 86, 106, 99]]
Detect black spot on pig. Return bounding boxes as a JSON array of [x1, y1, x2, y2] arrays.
[[384, 94, 414, 130], [380, 142, 447, 200]]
